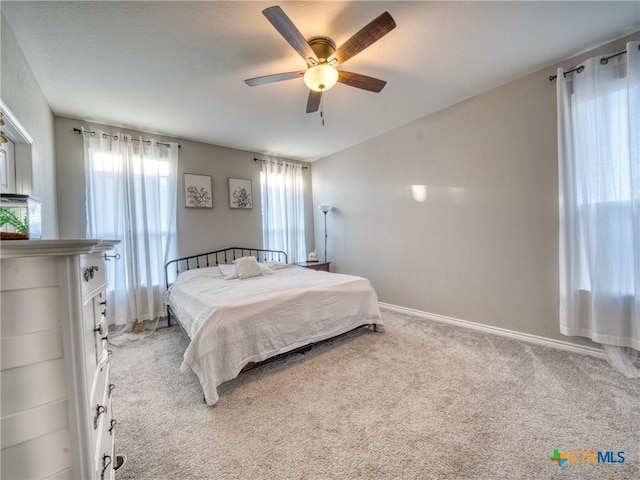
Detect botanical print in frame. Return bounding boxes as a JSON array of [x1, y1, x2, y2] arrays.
[[184, 174, 213, 208], [228, 178, 253, 209]]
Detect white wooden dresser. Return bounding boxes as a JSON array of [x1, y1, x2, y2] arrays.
[[1, 239, 120, 479]]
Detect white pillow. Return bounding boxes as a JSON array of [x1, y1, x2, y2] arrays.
[[234, 256, 264, 279], [219, 259, 271, 279], [259, 263, 272, 275], [218, 263, 238, 280]]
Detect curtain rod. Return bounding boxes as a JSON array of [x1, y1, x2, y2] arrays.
[[74, 128, 180, 148], [254, 158, 308, 169], [549, 44, 638, 82]]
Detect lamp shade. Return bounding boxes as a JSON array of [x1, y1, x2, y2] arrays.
[[319, 205, 332, 213], [304, 65, 339, 92]]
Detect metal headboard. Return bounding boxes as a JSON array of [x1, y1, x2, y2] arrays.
[[165, 247, 288, 287]]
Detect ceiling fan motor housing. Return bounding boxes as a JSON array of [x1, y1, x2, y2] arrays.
[[307, 36, 336, 64]]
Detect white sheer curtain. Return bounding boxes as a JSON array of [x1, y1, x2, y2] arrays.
[[260, 159, 307, 263], [557, 41, 640, 377], [83, 130, 178, 331]]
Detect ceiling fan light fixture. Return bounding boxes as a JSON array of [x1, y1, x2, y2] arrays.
[[304, 64, 339, 92]]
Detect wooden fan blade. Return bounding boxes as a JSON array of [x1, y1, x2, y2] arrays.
[[306, 90, 322, 113], [338, 71, 387, 92], [331, 11, 396, 65], [263, 6, 317, 65], [245, 71, 304, 86]]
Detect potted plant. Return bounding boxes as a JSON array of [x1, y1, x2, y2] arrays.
[[0, 206, 29, 239]]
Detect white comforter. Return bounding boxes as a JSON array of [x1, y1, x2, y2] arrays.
[[164, 262, 382, 405]]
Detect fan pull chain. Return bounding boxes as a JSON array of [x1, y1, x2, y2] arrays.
[[320, 95, 325, 126]]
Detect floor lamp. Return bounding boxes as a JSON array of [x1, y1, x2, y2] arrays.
[[319, 205, 331, 262]]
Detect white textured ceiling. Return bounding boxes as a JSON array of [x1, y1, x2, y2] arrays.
[[2, 1, 639, 161]]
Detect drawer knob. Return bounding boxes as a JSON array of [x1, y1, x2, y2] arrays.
[[101, 454, 112, 480], [94, 404, 106, 429], [83, 265, 99, 282], [94, 324, 104, 335]]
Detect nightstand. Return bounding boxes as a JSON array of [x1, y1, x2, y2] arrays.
[[297, 261, 331, 272]]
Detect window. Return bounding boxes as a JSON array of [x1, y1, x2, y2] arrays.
[[84, 131, 178, 327], [260, 160, 306, 263], [570, 74, 639, 296], [557, 41, 639, 371]]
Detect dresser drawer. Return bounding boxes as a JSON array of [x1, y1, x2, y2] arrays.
[[83, 300, 99, 384], [90, 358, 110, 419], [90, 360, 110, 462], [95, 396, 115, 480], [80, 253, 106, 299], [94, 317, 108, 358], [93, 362, 115, 480], [82, 290, 108, 384]]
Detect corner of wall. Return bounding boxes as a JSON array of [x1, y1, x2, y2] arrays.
[[1, 11, 58, 238]]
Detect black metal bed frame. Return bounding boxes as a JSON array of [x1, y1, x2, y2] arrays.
[[165, 246, 287, 285], [163, 246, 378, 398]]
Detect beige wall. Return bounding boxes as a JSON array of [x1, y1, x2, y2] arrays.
[[312, 32, 639, 347], [54, 116, 314, 259], [1, 12, 57, 238], [7, 3, 637, 348]]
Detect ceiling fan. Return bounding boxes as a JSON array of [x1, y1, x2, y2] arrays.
[[244, 6, 396, 114]]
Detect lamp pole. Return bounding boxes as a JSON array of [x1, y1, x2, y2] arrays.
[[319, 205, 331, 263], [323, 210, 328, 263]]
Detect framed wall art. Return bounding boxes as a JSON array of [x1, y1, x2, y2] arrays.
[[184, 174, 213, 208], [228, 178, 253, 209]]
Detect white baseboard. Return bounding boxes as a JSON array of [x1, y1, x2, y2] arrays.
[[378, 302, 606, 360]]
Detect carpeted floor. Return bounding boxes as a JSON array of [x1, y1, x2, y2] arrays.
[[109, 309, 639, 479]]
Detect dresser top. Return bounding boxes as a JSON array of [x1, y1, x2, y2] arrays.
[[0, 239, 119, 258]]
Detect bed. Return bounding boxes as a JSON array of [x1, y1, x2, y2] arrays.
[[164, 247, 382, 405]]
